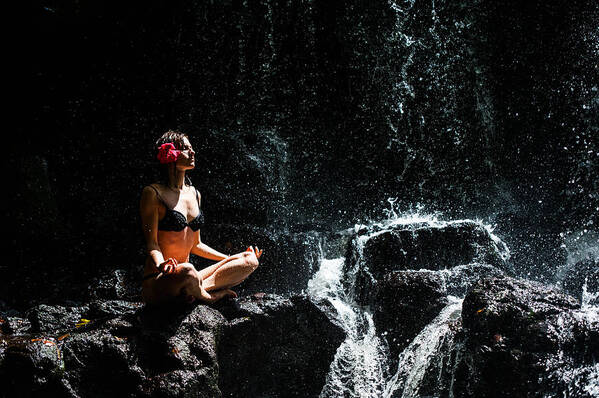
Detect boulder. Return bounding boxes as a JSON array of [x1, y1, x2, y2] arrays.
[[1, 316, 32, 335], [0, 294, 345, 398], [0, 303, 226, 398], [452, 276, 597, 397], [88, 268, 143, 302], [344, 220, 510, 302], [216, 294, 346, 397], [440, 263, 506, 297], [26, 304, 89, 334], [0, 335, 68, 397], [359, 220, 509, 278], [372, 270, 448, 359]]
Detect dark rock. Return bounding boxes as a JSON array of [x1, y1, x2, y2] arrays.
[[345, 220, 509, 304], [0, 294, 344, 398], [1, 304, 30, 335], [60, 328, 148, 397], [216, 294, 346, 398], [1, 317, 32, 335], [0, 335, 69, 398], [358, 220, 509, 279], [372, 271, 448, 360], [452, 276, 596, 397], [60, 304, 226, 398], [461, 276, 579, 344], [84, 299, 143, 320], [26, 304, 89, 334], [89, 268, 143, 301], [441, 263, 506, 297], [196, 224, 321, 295]]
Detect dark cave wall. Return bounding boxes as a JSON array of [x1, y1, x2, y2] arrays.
[[9, 0, 598, 306]]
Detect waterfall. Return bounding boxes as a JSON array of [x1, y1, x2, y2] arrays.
[[382, 297, 462, 398], [307, 257, 389, 397], [307, 207, 467, 397]]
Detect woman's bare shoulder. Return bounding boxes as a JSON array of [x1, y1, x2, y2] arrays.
[[141, 184, 162, 204]]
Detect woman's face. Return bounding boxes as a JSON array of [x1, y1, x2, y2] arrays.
[[176, 137, 195, 170]]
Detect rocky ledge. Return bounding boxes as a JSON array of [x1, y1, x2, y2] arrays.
[[452, 276, 598, 398], [0, 294, 344, 398], [345, 219, 510, 306]]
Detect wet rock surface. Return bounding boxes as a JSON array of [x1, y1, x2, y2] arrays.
[[452, 276, 597, 398], [215, 294, 345, 398], [0, 295, 343, 398], [372, 270, 448, 359], [345, 220, 510, 304], [360, 220, 509, 277], [89, 268, 144, 302]]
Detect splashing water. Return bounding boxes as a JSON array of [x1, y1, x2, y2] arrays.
[[307, 206, 465, 397], [582, 277, 599, 309], [383, 297, 463, 398], [308, 256, 388, 397]]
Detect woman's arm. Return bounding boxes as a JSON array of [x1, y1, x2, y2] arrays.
[[140, 186, 168, 270], [191, 233, 228, 261]]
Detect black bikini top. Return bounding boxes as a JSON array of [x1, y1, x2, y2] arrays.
[[148, 185, 205, 232]]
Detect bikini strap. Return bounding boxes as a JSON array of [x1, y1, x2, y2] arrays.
[[148, 184, 167, 206]]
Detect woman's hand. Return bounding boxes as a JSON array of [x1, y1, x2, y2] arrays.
[[158, 258, 178, 273], [246, 246, 263, 259]]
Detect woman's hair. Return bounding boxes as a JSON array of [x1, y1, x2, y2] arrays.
[[155, 130, 189, 151], [154, 130, 193, 186]]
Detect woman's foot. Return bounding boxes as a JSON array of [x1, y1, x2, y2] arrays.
[[201, 288, 237, 303]]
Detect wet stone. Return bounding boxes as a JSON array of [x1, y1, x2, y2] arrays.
[[1, 316, 32, 335], [361, 220, 509, 277], [216, 294, 346, 398], [452, 276, 591, 398], [345, 220, 510, 304], [372, 270, 449, 360], [26, 304, 89, 334], [89, 268, 143, 301]]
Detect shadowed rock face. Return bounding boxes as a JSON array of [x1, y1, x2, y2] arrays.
[[345, 220, 509, 305], [0, 295, 343, 398], [373, 270, 449, 360], [453, 276, 597, 398], [361, 221, 509, 277], [215, 295, 345, 397]]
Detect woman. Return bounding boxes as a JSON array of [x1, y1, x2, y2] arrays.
[[140, 130, 262, 304]]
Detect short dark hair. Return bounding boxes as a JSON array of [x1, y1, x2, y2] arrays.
[[154, 130, 192, 185], [155, 130, 189, 152]]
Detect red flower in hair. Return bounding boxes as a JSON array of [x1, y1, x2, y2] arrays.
[[157, 143, 181, 164]]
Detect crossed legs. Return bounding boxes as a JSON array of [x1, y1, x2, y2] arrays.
[[142, 249, 260, 305], [178, 250, 260, 303]]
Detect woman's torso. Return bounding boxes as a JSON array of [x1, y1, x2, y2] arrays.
[[143, 183, 203, 276]]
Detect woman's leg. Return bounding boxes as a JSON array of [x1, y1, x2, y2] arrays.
[[143, 253, 258, 304], [143, 264, 234, 304], [199, 251, 259, 292]]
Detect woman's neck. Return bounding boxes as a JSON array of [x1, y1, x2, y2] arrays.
[[166, 168, 186, 191]]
